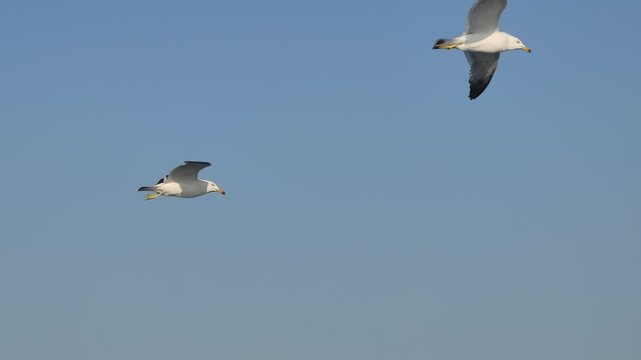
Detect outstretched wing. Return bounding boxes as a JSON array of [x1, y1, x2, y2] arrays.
[[464, 0, 507, 35], [465, 51, 500, 100], [168, 161, 211, 182]]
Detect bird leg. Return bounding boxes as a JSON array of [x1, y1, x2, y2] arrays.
[[433, 42, 458, 50], [144, 193, 161, 200]]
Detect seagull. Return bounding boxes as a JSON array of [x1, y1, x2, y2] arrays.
[[138, 161, 225, 200], [433, 0, 531, 99]]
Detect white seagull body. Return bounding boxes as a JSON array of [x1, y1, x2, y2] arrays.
[[138, 161, 225, 200], [433, 0, 531, 99]]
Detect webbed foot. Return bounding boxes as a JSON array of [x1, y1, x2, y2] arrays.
[[145, 193, 160, 200]]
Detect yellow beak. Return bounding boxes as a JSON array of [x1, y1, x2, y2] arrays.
[[522, 46, 532, 53]]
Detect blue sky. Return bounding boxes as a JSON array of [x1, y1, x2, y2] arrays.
[[1, 1, 640, 359]]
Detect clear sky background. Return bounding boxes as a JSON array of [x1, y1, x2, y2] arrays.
[[1, 1, 640, 359]]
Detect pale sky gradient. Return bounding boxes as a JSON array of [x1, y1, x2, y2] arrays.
[[1, 1, 640, 359]]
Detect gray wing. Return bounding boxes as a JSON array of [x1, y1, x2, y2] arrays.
[[168, 161, 211, 182], [464, 0, 507, 35], [465, 51, 500, 100]]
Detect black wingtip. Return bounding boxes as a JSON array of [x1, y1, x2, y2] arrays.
[[469, 83, 490, 100], [184, 161, 211, 166], [468, 76, 494, 100], [138, 186, 152, 192], [469, 86, 480, 100]]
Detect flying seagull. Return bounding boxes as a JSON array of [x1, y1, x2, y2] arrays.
[[433, 0, 531, 99], [138, 161, 225, 200]]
